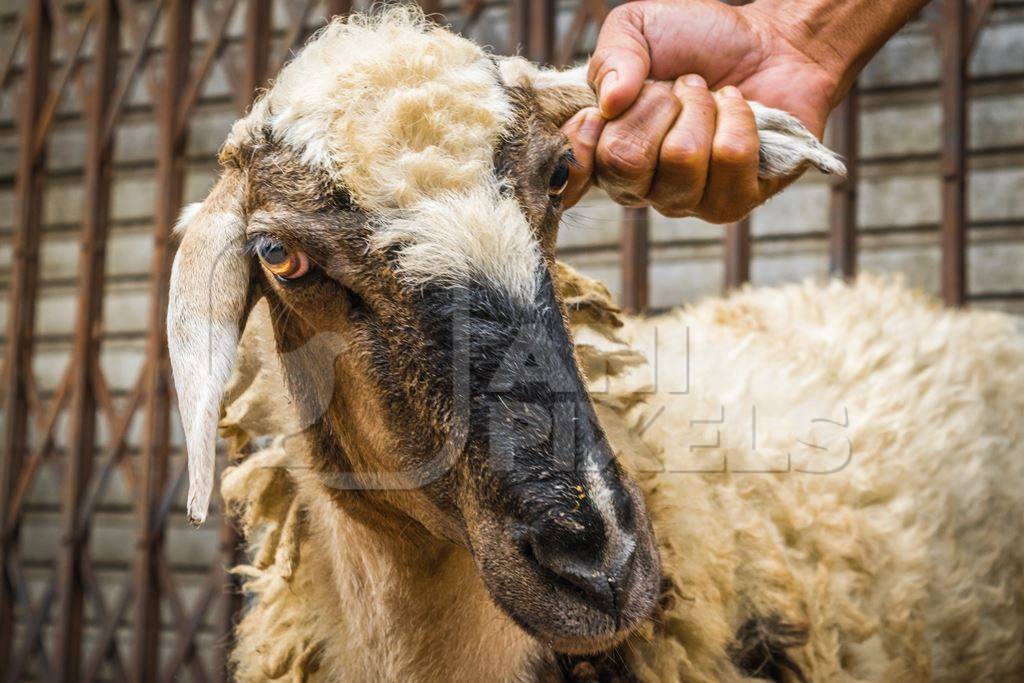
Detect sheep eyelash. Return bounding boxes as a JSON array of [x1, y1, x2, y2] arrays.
[[564, 148, 579, 170], [245, 234, 319, 284], [245, 233, 281, 259]]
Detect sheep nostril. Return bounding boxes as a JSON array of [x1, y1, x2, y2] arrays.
[[522, 517, 636, 620]]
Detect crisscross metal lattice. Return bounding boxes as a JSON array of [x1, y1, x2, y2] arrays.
[[0, 0, 994, 680]]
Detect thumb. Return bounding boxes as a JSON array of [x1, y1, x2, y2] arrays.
[[560, 107, 604, 209], [587, 5, 651, 119]]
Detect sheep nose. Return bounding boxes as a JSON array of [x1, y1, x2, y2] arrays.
[[523, 515, 636, 619]]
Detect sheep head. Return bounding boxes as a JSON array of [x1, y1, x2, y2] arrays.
[[168, 8, 842, 656]]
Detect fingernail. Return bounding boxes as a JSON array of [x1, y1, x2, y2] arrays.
[[719, 85, 742, 99], [598, 70, 618, 116], [600, 70, 618, 96], [683, 74, 706, 87], [579, 109, 603, 145]]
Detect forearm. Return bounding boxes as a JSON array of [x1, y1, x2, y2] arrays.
[[748, 0, 929, 106]]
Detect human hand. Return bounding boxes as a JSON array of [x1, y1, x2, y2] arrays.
[[561, 0, 843, 223]]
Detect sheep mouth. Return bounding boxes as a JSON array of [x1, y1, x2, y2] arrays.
[[487, 549, 659, 655], [466, 505, 661, 656]]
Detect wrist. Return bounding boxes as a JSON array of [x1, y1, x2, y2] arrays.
[[741, 1, 850, 108], [745, 0, 927, 108]]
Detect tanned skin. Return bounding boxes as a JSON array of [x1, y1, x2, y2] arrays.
[[561, 0, 929, 223]]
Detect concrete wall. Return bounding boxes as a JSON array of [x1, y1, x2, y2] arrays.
[[0, 0, 1021, 678]]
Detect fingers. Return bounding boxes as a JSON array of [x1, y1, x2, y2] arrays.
[[698, 86, 761, 224], [647, 75, 716, 217], [568, 78, 769, 223], [587, 3, 651, 119], [560, 107, 605, 209], [595, 81, 680, 206]]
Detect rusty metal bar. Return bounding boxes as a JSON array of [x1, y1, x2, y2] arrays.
[[939, 0, 968, 306], [967, 0, 995, 52], [102, 0, 164, 144], [133, 0, 192, 680], [419, 0, 441, 17], [0, 1, 51, 675], [240, 0, 272, 109], [54, 1, 120, 679], [31, 7, 93, 159], [828, 87, 859, 279], [508, 0, 529, 54], [527, 0, 555, 64], [176, 0, 239, 136], [723, 216, 751, 291], [0, 15, 25, 89], [327, 0, 353, 17], [620, 207, 649, 314]]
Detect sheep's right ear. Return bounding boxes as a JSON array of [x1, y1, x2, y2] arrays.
[[167, 170, 254, 527], [497, 57, 846, 178]]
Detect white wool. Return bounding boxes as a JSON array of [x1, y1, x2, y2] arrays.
[[248, 9, 512, 209], [225, 9, 542, 299], [220, 272, 1024, 682], [368, 185, 540, 302]]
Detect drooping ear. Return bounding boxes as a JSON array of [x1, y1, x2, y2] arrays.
[[497, 57, 597, 127], [167, 169, 254, 526], [497, 57, 846, 178]]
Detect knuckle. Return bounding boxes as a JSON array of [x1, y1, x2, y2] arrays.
[[685, 89, 716, 112], [713, 134, 758, 167], [645, 81, 676, 102], [598, 134, 656, 179], [608, 2, 642, 25], [661, 135, 708, 171]]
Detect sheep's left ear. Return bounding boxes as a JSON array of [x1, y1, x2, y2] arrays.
[[497, 57, 597, 127], [167, 169, 255, 527]]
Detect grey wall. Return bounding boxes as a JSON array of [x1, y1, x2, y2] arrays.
[[0, 0, 1021, 679]]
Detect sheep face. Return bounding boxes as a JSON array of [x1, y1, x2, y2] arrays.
[[168, 9, 843, 659], [167, 11, 660, 655]]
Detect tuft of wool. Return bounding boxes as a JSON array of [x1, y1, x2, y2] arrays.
[[221, 268, 1024, 681], [225, 6, 510, 212]]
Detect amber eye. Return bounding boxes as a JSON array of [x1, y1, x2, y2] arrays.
[[257, 240, 310, 280], [548, 159, 570, 196]]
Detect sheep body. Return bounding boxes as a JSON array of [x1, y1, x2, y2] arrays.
[[221, 269, 1024, 682]]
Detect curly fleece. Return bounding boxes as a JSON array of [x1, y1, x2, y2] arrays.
[[220, 268, 1024, 682]]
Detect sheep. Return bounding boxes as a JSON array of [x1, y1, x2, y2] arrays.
[[167, 8, 1024, 682]]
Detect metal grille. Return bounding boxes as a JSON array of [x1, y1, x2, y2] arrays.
[[0, 0, 1004, 680]]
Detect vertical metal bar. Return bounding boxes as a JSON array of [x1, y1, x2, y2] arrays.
[[508, 0, 529, 55], [215, 524, 243, 683], [326, 0, 353, 19], [940, 0, 967, 306], [56, 0, 119, 678], [527, 0, 554, 64], [0, 1, 51, 674], [620, 207, 649, 314], [418, 0, 441, 17], [723, 216, 751, 291], [828, 87, 859, 279], [238, 0, 271, 111], [133, 1, 191, 680]]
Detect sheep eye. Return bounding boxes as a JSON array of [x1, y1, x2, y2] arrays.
[[548, 159, 570, 196], [257, 240, 310, 280]]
